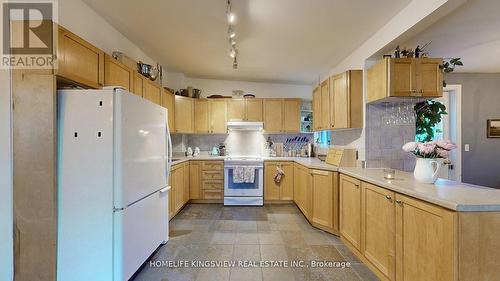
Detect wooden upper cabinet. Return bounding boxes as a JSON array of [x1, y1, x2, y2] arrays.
[[367, 58, 443, 103], [133, 73, 144, 97], [194, 99, 210, 133], [57, 26, 104, 88], [174, 96, 194, 133], [339, 174, 362, 251], [245, 99, 263, 121], [320, 80, 330, 130], [161, 89, 175, 130], [395, 194, 456, 281], [143, 80, 162, 106], [209, 100, 227, 133], [263, 99, 283, 133], [362, 182, 396, 280], [311, 170, 337, 233], [104, 55, 133, 91], [282, 99, 301, 133], [331, 70, 363, 129], [227, 99, 245, 121], [312, 87, 321, 131]]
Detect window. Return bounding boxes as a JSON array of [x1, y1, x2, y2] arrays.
[[415, 100, 445, 142], [314, 131, 331, 146]]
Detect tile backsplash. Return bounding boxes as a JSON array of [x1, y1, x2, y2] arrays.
[[365, 103, 417, 171]]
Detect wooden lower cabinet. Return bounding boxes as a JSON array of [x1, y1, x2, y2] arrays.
[[264, 162, 294, 201], [339, 174, 362, 251], [311, 170, 339, 234], [201, 161, 224, 200], [362, 182, 396, 280], [189, 161, 202, 199], [293, 163, 312, 221], [395, 194, 456, 281], [169, 162, 190, 219]]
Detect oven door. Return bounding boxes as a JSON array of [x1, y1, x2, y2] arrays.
[[224, 167, 263, 197]]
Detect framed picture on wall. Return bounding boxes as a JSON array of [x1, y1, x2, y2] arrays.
[[487, 119, 500, 138]]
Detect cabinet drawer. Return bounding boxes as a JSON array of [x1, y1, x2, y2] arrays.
[[202, 161, 224, 171], [202, 170, 224, 180], [202, 180, 224, 190], [203, 189, 223, 199]]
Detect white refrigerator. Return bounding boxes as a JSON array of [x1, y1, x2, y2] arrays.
[[57, 88, 172, 281]]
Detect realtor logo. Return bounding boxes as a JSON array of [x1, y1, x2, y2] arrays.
[[1, 0, 57, 69]]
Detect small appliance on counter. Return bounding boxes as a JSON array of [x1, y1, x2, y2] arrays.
[[211, 146, 220, 156]]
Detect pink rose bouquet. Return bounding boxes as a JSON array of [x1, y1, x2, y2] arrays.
[[402, 140, 456, 158]]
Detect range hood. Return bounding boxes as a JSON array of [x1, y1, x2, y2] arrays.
[[227, 121, 263, 131]]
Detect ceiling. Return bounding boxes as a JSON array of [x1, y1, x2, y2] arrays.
[[83, 0, 411, 84], [400, 0, 500, 73]]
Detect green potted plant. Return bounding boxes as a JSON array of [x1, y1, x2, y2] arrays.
[[440, 57, 463, 87]]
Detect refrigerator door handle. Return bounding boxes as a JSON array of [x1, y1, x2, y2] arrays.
[[166, 116, 173, 184], [160, 186, 171, 193]]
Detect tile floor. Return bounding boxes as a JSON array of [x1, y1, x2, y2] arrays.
[[132, 204, 379, 281]]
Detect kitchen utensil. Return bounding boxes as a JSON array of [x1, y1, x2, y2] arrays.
[[211, 146, 220, 156], [186, 147, 193, 157]]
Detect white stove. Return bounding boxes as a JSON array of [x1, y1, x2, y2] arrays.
[[224, 156, 264, 206]]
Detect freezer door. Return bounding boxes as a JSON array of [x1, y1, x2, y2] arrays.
[[113, 188, 169, 281], [114, 89, 167, 207]]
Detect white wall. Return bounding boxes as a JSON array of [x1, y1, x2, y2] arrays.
[[58, 0, 155, 65], [164, 73, 312, 99], [0, 69, 13, 281]]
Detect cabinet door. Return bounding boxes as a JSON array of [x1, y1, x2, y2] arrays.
[[174, 96, 194, 133], [293, 164, 300, 206], [194, 99, 210, 133], [362, 182, 396, 280], [209, 100, 227, 133], [332, 73, 349, 129], [312, 170, 334, 231], [104, 55, 133, 91], [264, 163, 280, 200], [183, 163, 190, 204], [395, 194, 456, 281], [263, 99, 283, 133], [282, 99, 301, 133], [320, 80, 331, 130], [227, 99, 245, 121], [143, 81, 162, 105], [133, 73, 144, 97], [339, 174, 362, 251], [279, 162, 294, 200], [175, 165, 185, 212], [245, 99, 263, 121], [417, 58, 443, 97], [189, 161, 201, 199], [161, 89, 175, 130], [390, 58, 414, 97], [312, 87, 321, 131], [57, 27, 104, 88]]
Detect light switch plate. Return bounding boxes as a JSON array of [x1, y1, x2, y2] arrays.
[[464, 144, 470, 152]]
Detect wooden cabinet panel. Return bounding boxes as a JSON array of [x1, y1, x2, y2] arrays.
[[227, 99, 245, 121], [174, 96, 194, 133], [263, 99, 283, 133], [202, 180, 223, 190], [395, 194, 456, 281], [203, 189, 223, 199], [280, 163, 294, 200], [189, 161, 201, 200], [133, 73, 144, 97], [264, 162, 281, 200], [332, 73, 348, 129], [293, 164, 312, 220], [161, 89, 175, 130], [417, 58, 443, 97], [202, 161, 224, 171], [183, 163, 190, 205], [104, 55, 133, 91], [362, 182, 396, 280], [57, 26, 104, 88], [245, 99, 263, 121], [312, 87, 321, 131], [391, 59, 414, 97], [201, 171, 224, 180], [283, 99, 301, 133], [209, 100, 227, 133], [143, 81, 161, 105], [194, 99, 210, 133], [340, 174, 362, 251], [312, 170, 334, 231], [320, 80, 330, 130]]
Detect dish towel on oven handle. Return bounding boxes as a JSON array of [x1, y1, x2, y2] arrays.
[[274, 166, 285, 184], [233, 166, 256, 183]]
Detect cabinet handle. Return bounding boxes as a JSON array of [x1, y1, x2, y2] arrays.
[[395, 199, 403, 206], [385, 195, 392, 201]]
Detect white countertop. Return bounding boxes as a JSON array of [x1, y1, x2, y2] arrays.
[[339, 167, 500, 212], [170, 156, 500, 212]]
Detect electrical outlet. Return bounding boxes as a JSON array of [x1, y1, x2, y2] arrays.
[[464, 144, 470, 152]]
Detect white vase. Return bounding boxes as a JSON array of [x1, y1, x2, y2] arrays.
[[413, 158, 441, 183]]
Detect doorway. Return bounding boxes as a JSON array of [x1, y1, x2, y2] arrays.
[[434, 85, 462, 181]]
